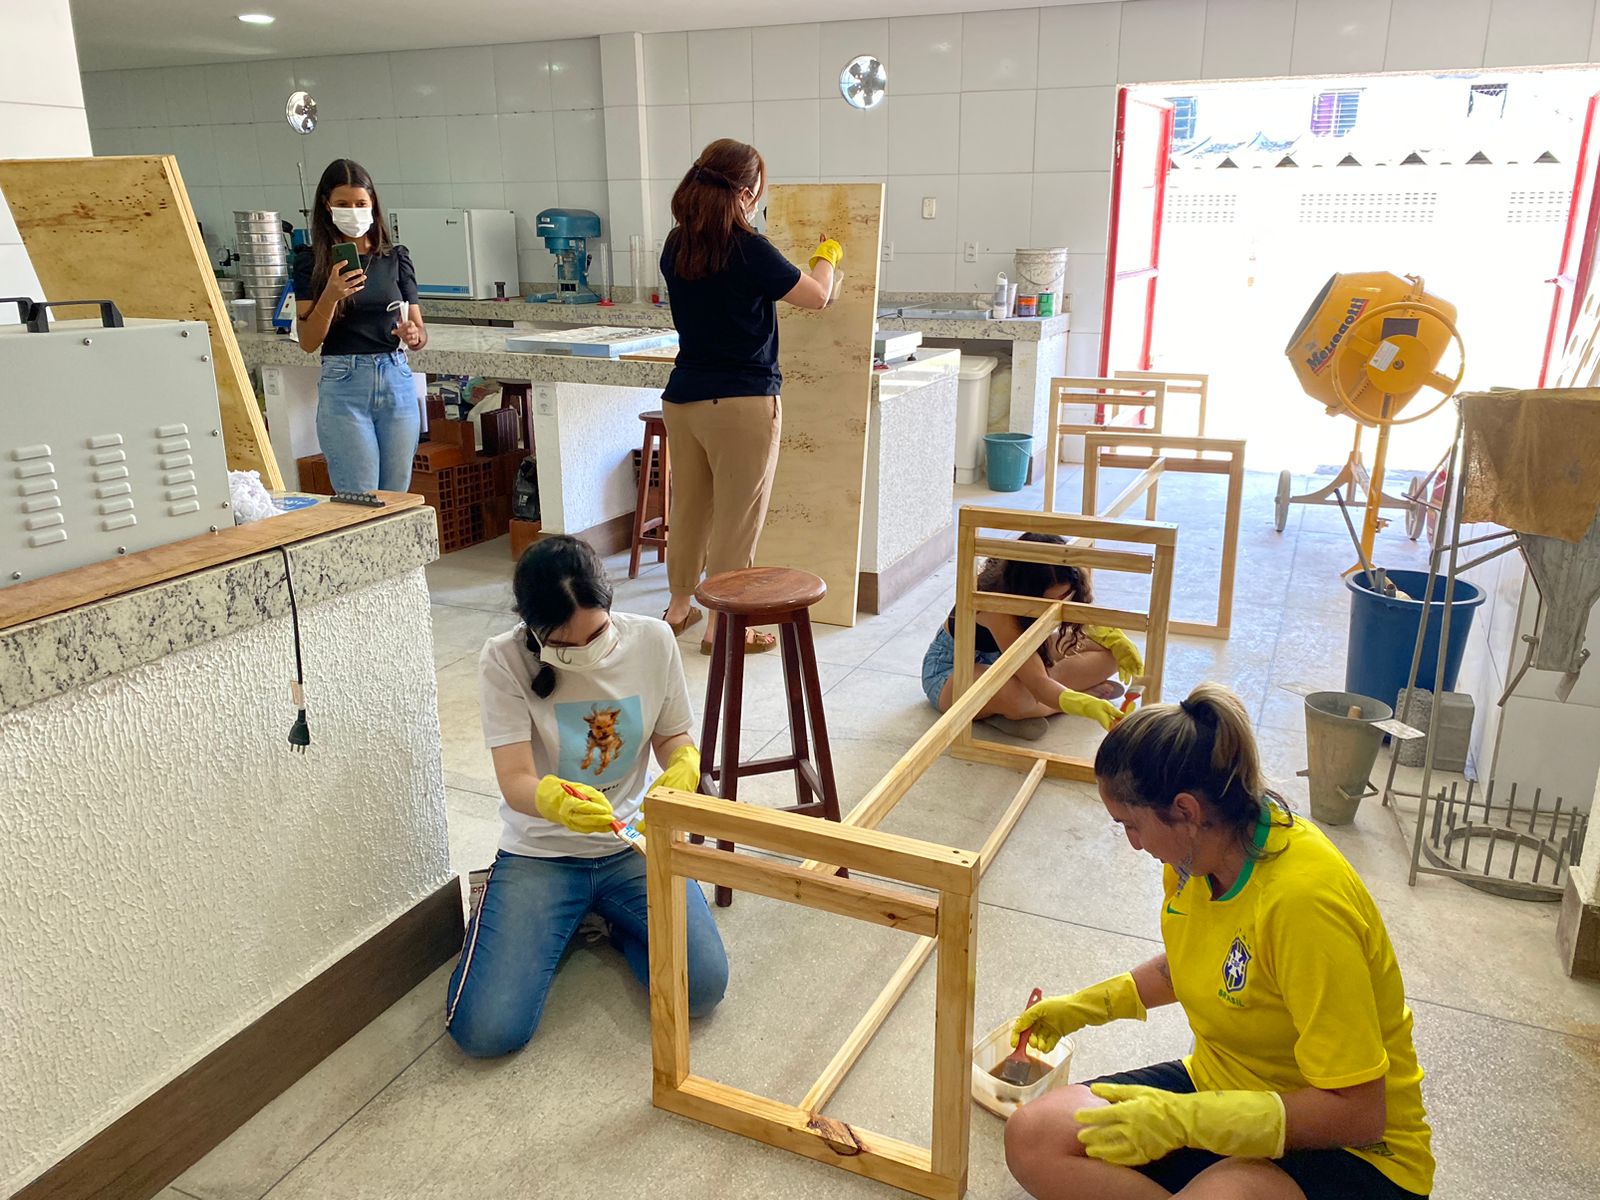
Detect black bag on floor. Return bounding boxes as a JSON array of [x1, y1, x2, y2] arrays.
[[512, 457, 540, 522]]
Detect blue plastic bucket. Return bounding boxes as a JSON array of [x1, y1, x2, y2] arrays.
[[983, 433, 1034, 492], [1344, 569, 1485, 714]]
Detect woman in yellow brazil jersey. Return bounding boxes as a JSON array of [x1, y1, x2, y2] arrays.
[[1004, 683, 1433, 1200]]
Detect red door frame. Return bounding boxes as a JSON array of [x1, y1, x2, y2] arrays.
[[1540, 91, 1600, 386], [1099, 89, 1174, 379]]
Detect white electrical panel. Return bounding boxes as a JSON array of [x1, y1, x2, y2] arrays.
[[2, 316, 232, 588]]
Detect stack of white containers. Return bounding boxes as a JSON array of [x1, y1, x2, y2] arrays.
[[233, 210, 288, 332]]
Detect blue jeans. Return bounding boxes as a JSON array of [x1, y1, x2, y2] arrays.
[[445, 848, 729, 1058], [316, 351, 420, 493], [920, 626, 1001, 710]]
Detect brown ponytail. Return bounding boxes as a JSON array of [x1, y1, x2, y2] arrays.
[[1094, 683, 1289, 859], [665, 138, 766, 281]]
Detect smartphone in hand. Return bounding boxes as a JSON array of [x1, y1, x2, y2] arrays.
[[332, 241, 362, 276]]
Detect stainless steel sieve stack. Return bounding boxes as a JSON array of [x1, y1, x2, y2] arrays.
[[233, 210, 289, 332]]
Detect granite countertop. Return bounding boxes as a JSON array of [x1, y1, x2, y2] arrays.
[[877, 349, 960, 402], [421, 296, 1069, 342], [0, 507, 437, 715], [237, 326, 676, 389], [239, 326, 948, 398]]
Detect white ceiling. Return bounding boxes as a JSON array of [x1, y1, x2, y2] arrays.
[[70, 0, 1097, 71]]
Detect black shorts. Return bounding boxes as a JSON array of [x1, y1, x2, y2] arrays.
[[1086, 1061, 1428, 1200]]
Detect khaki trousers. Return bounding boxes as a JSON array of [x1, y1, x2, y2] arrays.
[[662, 395, 782, 597]]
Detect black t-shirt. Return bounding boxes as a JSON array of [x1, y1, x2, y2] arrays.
[[660, 229, 802, 403], [946, 606, 1002, 656], [292, 244, 420, 356]]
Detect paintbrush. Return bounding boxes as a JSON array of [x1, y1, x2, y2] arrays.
[[994, 987, 1045, 1086], [560, 781, 647, 855]]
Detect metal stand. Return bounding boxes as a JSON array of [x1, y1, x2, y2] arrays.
[[1274, 418, 1433, 566], [1377, 403, 1588, 899]]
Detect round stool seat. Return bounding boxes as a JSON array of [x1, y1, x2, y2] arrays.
[[639, 409, 664, 422], [696, 567, 827, 619]]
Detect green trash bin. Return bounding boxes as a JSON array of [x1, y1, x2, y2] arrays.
[[983, 433, 1034, 492]]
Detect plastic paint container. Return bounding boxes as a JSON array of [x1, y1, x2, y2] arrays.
[[1016, 295, 1038, 317], [970, 1018, 1075, 1117]]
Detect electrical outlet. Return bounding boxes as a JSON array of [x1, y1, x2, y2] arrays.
[[534, 384, 556, 416], [882, 240, 894, 261], [922, 197, 937, 219], [963, 241, 978, 262]]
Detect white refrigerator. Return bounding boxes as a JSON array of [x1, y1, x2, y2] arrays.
[[388, 208, 519, 300]]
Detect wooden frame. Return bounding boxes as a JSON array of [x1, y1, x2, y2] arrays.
[[647, 508, 1175, 1199], [1112, 370, 1209, 438], [1078, 431, 1245, 640], [1042, 376, 1167, 511]]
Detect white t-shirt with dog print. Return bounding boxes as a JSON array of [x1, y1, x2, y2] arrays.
[[478, 611, 693, 858]]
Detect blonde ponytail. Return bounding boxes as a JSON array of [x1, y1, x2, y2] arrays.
[[1095, 683, 1287, 857]]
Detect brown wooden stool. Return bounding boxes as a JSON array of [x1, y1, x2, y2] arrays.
[[628, 410, 670, 579], [693, 567, 844, 906]]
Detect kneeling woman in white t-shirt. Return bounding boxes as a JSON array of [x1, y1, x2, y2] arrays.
[[446, 535, 728, 1057]]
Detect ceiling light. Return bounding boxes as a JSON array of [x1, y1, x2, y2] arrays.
[[238, 13, 275, 24]]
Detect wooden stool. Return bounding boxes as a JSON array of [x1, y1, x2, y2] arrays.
[[628, 410, 670, 579], [693, 567, 844, 907]]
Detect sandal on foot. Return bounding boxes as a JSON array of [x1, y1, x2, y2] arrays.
[[700, 628, 778, 656], [1084, 679, 1125, 702], [664, 607, 703, 636]]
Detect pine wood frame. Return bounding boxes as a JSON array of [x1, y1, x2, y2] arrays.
[[647, 507, 1175, 1199], [1077, 430, 1246, 640], [1112, 370, 1210, 438], [1042, 376, 1167, 510]]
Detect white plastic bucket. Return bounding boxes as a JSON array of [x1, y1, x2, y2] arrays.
[[1013, 247, 1069, 297], [971, 1017, 1075, 1118]]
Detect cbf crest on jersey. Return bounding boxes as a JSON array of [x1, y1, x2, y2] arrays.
[[1222, 936, 1252, 994]]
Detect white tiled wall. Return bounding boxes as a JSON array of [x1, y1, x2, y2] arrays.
[[0, 0, 93, 321], [82, 39, 608, 288], [77, 0, 1600, 315]]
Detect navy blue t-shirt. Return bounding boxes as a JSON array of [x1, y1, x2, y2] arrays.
[[660, 229, 802, 403]]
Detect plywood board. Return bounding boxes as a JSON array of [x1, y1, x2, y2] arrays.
[[757, 183, 884, 627], [0, 155, 282, 488]]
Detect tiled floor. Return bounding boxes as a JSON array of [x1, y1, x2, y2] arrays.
[[164, 467, 1600, 1200]]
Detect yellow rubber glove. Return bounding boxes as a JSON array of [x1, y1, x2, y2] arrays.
[[1079, 1084, 1287, 1166], [635, 743, 702, 834], [1083, 625, 1144, 685], [534, 775, 615, 834], [656, 744, 701, 793], [1010, 972, 1146, 1053], [809, 238, 843, 270], [1059, 687, 1123, 730]]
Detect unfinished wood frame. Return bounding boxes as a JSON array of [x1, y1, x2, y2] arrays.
[[647, 508, 1175, 1199], [648, 791, 980, 1200], [1042, 376, 1167, 513], [1113, 370, 1209, 438], [1079, 430, 1245, 640]]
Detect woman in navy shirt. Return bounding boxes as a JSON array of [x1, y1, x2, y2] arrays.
[[657, 139, 841, 654]]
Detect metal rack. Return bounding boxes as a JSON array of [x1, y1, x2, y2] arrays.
[[1377, 399, 1591, 900]]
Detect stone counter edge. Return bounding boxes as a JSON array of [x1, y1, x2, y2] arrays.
[[0, 508, 439, 716]]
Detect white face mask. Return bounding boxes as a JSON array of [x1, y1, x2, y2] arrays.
[[532, 620, 618, 673], [331, 207, 373, 237]]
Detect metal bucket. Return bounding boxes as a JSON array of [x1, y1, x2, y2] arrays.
[[1302, 690, 1392, 825]]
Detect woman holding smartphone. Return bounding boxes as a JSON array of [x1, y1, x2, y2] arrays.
[[293, 158, 427, 494]]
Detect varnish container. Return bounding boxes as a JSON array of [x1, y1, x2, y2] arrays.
[[970, 1020, 1075, 1118]]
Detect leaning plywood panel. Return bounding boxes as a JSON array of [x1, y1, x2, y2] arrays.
[[0, 155, 282, 488], [758, 183, 884, 627]]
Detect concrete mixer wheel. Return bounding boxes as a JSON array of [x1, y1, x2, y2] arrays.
[[1404, 475, 1427, 541], [1274, 470, 1292, 532]]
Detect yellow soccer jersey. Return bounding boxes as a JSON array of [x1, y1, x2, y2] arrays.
[[1160, 809, 1434, 1195]]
